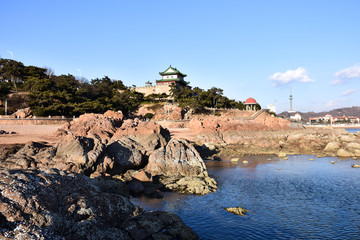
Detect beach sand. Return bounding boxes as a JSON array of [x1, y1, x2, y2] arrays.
[[0, 124, 62, 145]]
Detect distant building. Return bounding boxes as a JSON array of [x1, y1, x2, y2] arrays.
[[244, 97, 258, 111], [267, 100, 277, 114], [133, 65, 187, 96], [290, 113, 302, 121], [309, 114, 360, 124]]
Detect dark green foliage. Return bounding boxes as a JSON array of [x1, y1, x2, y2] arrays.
[[170, 84, 246, 111], [144, 93, 169, 102], [144, 112, 154, 119], [28, 74, 142, 117], [0, 82, 10, 98], [0, 58, 25, 91], [1, 57, 246, 117]]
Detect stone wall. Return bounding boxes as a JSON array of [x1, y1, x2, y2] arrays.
[[133, 85, 171, 96]]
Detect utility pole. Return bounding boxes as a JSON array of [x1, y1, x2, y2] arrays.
[[5, 98, 8, 115]]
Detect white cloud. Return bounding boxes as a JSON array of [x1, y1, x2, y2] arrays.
[[335, 63, 360, 79], [330, 79, 344, 85], [342, 89, 358, 96], [269, 67, 314, 86]]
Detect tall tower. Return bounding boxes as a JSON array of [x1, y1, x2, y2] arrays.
[[288, 88, 295, 113]]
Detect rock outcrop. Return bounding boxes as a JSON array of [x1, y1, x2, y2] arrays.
[[113, 119, 170, 154], [0, 168, 198, 240], [146, 139, 217, 195], [11, 107, 32, 118], [224, 207, 248, 216], [196, 128, 360, 159], [188, 111, 293, 134], [3, 111, 216, 196], [55, 111, 123, 141]]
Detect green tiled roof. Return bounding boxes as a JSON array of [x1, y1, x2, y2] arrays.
[[159, 65, 187, 77], [156, 78, 187, 84]]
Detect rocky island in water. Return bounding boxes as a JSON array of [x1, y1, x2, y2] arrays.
[[1, 107, 360, 239]]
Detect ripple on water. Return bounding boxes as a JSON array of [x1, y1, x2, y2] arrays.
[[132, 155, 360, 240]]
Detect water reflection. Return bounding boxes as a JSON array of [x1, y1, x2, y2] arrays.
[[132, 155, 360, 240]]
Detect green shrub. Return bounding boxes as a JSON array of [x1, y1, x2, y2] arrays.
[[144, 112, 154, 119]]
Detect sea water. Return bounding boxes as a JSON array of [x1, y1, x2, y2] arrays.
[[132, 155, 360, 239]]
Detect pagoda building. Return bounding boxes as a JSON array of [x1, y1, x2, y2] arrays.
[[156, 65, 187, 87]]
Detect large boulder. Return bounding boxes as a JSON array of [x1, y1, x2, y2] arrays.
[[146, 139, 208, 178], [54, 135, 146, 175], [105, 138, 146, 174], [323, 141, 341, 152], [11, 107, 32, 118], [56, 111, 123, 141], [0, 168, 198, 240], [152, 105, 184, 121], [113, 119, 170, 154], [54, 135, 105, 174], [145, 139, 217, 195]]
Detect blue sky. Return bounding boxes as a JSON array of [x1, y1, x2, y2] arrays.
[[1, 0, 359, 113]]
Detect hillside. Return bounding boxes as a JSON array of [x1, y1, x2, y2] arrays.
[[279, 106, 360, 120]]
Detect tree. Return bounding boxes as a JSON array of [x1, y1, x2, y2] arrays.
[[111, 90, 144, 116], [0, 58, 25, 91]]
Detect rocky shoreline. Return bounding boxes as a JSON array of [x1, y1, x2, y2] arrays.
[[1, 110, 359, 239], [0, 111, 218, 239], [194, 128, 360, 160]]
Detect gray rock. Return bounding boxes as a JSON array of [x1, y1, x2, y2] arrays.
[[0, 168, 197, 240], [146, 139, 208, 178]]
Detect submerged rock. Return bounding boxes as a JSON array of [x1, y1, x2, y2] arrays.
[[225, 207, 248, 216], [160, 176, 217, 195]]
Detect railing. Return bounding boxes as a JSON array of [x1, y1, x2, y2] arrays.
[[233, 109, 268, 120]]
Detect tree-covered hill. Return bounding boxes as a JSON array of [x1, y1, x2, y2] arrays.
[[0, 58, 250, 116]]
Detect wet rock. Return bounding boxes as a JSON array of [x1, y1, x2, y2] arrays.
[[120, 211, 198, 240], [160, 176, 217, 195], [127, 180, 145, 196], [225, 207, 248, 216], [337, 148, 354, 158], [278, 152, 287, 158]]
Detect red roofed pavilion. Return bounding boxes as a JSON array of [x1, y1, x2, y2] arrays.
[[244, 97, 258, 111]]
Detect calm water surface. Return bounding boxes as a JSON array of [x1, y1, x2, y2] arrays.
[[345, 128, 360, 134], [132, 155, 360, 239]]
